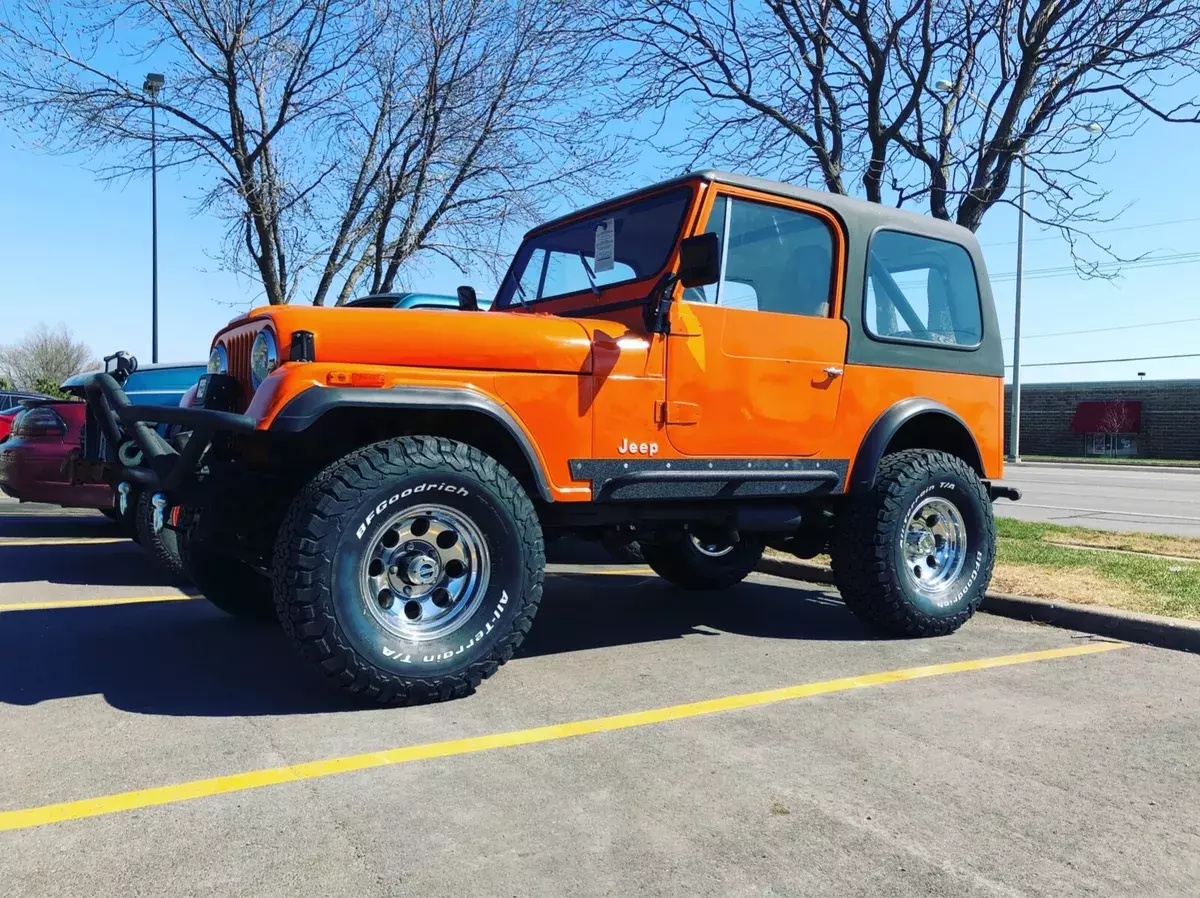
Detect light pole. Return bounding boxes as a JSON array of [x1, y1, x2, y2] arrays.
[[142, 73, 165, 364], [933, 80, 1101, 461]]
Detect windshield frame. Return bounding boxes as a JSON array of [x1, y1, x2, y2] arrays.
[[493, 185, 696, 311]]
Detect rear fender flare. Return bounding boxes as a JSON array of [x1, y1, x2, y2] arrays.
[[849, 398, 984, 492]]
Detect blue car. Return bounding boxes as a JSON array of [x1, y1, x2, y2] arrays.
[[63, 360, 205, 411], [63, 360, 206, 459]]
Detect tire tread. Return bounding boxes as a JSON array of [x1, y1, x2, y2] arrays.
[[830, 449, 994, 637], [271, 435, 544, 706]]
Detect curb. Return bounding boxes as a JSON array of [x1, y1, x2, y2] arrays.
[[756, 557, 1200, 654], [1008, 460, 1200, 475]]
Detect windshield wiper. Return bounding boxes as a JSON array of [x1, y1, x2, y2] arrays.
[[578, 254, 601, 297], [503, 269, 531, 309]]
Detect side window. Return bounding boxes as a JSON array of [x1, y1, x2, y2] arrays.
[[865, 231, 983, 347], [690, 195, 834, 317]]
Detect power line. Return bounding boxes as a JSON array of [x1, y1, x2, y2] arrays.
[[990, 250, 1200, 283], [1005, 352, 1200, 369], [1001, 316, 1200, 342], [981, 216, 1200, 250]]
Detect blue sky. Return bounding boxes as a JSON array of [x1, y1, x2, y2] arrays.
[[1, 112, 1198, 384]]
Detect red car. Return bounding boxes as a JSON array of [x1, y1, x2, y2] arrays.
[[0, 400, 112, 508], [0, 407, 23, 443]]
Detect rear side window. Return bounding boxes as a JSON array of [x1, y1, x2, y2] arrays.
[[865, 231, 982, 348]]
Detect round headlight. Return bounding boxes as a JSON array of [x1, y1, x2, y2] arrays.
[[250, 330, 279, 388], [207, 344, 228, 374]]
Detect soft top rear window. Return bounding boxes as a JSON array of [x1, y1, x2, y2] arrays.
[[864, 230, 983, 349], [494, 187, 692, 310]]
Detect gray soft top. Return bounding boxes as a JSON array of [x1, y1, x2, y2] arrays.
[[531, 169, 980, 250]]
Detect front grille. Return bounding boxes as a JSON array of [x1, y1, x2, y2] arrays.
[[217, 323, 265, 411]]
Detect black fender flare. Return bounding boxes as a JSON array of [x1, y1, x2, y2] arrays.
[[270, 385, 554, 502], [849, 398, 984, 492]]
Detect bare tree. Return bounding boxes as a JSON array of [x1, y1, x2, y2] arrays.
[[312, 0, 622, 304], [0, 323, 99, 390], [0, 0, 619, 305], [599, 0, 1200, 259], [1098, 399, 1133, 457]]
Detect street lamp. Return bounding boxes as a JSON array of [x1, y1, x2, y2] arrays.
[[934, 80, 1102, 462], [142, 72, 165, 364]]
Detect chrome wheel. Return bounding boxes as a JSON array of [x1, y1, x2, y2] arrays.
[[689, 532, 736, 557], [360, 504, 490, 642], [902, 496, 966, 594]]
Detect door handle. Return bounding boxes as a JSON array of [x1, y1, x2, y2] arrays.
[[822, 367, 844, 378]]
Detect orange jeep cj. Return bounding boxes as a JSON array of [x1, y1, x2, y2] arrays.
[[85, 170, 1019, 705]]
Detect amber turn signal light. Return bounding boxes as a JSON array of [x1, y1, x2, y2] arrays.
[[327, 371, 387, 388]]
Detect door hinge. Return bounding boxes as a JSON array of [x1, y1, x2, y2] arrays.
[[655, 400, 701, 425]]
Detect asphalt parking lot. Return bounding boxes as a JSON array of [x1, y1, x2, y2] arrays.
[[2, 499, 1199, 897]]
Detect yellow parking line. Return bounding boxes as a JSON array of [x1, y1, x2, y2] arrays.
[[0, 594, 198, 612], [551, 566, 655, 576], [0, 537, 128, 548], [0, 641, 1127, 832]]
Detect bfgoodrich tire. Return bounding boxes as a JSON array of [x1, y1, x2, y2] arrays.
[[641, 529, 764, 590], [831, 449, 995, 637], [178, 508, 277, 621], [272, 436, 544, 706]]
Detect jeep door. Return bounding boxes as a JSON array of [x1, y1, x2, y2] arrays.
[[663, 189, 849, 457]]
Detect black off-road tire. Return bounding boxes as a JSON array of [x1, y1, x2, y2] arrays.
[[641, 530, 764, 590], [135, 490, 187, 582], [272, 436, 544, 706], [99, 507, 121, 522], [178, 509, 276, 621], [830, 449, 995, 637]]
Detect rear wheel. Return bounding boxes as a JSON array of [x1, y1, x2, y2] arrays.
[[642, 529, 763, 590], [830, 449, 994, 637], [272, 436, 544, 706], [178, 508, 276, 621]]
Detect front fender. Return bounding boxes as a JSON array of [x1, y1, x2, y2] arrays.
[[269, 384, 554, 502]]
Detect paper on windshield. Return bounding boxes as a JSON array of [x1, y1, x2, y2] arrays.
[[594, 219, 615, 273]]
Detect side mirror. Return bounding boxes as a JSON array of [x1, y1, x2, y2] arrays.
[[677, 233, 721, 288], [456, 285, 479, 312]]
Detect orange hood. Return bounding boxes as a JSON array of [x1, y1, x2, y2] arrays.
[[226, 306, 595, 375]]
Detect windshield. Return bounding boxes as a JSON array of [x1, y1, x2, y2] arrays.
[[494, 187, 692, 310]]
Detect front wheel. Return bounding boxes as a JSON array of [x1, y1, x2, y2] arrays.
[[830, 449, 995, 637], [272, 436, 544, 706], [641, 529, 764, 590]]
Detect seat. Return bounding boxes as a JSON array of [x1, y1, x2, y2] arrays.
[[778, 244, 833, 317]]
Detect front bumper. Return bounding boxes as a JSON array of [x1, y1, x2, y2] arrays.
[[83, 372, 256, 493]]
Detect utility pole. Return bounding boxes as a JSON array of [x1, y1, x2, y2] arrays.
[[142, 73, 165, 363], [1010, 156, 1026, 461]]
